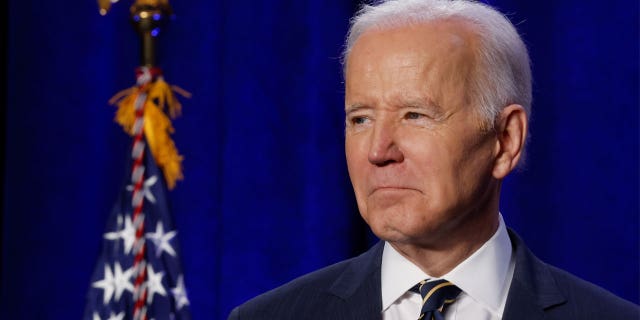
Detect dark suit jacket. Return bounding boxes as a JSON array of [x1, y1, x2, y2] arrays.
[[228, 230, 639, 319]]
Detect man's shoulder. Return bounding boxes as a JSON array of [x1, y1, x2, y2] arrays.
[[240, 255, 354, 308], [545, 262, 639, 317], [228, 242, 384, 320], [507, 229, 639, 319]]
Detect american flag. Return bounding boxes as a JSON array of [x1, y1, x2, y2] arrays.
[[84, 140, 191, 320]]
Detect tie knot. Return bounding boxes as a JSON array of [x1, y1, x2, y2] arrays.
[[412, 279, 461, 318]]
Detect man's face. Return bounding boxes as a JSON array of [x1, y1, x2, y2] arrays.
[[344, 21, 500, 247]]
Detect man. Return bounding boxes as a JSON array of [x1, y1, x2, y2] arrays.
[[229, 0, 639, 319]]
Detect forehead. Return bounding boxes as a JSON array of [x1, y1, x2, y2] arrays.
[[344, 19, 479, 109], [346, 18, 479, 72]]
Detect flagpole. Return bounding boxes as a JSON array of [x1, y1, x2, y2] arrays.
[[104, 0, 186, 191], [87, 0, 190, 318], [129, 2, 172, 320], [130, 0, 172, 67]]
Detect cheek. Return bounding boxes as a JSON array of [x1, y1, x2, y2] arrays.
[[435, 134, 496, 209], [345, 132, 373, 170], [406, 138, 462, 209], [345, 138, 364, 182], [457, 147, 496, 195], [345, 136, 370, 207], [402, 134, 445, 182]]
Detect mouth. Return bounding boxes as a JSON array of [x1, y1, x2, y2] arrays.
[[369, 186, 421, 196]]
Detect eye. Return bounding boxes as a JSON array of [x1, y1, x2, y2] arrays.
[[405, 112, 424, 120], [349, 115, 370, 126]]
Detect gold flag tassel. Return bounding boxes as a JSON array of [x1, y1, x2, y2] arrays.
[[110, 68, 191, 190]]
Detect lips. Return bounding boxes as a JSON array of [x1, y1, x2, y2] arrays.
[[369, 186, 421, 196]]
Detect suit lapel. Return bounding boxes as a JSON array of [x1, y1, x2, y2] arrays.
[[327, 241, 384, 320], [503, 230, 566, 320], [323, 231, 568, 320]]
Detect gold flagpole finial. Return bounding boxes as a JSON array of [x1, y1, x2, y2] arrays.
[[104, 0, 187, 190], [130, 0, 173, 67], [98, 0, 118, 16]]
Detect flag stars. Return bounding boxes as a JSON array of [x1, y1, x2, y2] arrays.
[[92, 262, 134, 304], [127, 175, 158, 204], [146, 264, 167, 304], [104, 215, 137, 255], [89, 141, 191, 318], [171, 274, 190, 310], [92, 312, 125, 320], [146, 222, 177, 257], [107, 312, 125, 320]]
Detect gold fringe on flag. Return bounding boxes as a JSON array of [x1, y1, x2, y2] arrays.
[[110, 76, 191, 190]]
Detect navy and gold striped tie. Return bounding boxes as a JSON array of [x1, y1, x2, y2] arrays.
[[411, 279, 461, 320]]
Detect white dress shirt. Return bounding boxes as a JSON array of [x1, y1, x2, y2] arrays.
[[381, 214, 515, 320]]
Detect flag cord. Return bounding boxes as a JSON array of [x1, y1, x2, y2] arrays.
[[131, 66, 152, 320]]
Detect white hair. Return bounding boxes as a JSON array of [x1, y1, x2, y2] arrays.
[[343, 0, 532, 127]]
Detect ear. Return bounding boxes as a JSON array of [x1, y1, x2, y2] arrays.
[[492, 104, 528, 179]]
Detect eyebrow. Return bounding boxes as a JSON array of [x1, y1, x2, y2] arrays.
[[401, 96, 443, 113], [344, 104, 371, 114], [345, 98, 443, 115]]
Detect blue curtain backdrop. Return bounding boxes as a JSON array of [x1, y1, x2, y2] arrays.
[[1, 0, 638, 319]]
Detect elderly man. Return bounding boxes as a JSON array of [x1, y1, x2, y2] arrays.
[[229, 0, 638, 319]]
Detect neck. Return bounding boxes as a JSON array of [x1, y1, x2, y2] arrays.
[[389, 195, 501, 277]]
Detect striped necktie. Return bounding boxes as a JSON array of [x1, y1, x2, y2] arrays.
[[411, 279, 461, 320]]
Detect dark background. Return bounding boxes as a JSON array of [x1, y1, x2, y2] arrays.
[[1, 0, 638, 319]]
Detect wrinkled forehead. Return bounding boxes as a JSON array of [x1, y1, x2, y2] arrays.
[[345, 17, 482, 71], [344, 19, 481, 109]]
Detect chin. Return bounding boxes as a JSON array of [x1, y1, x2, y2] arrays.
[[362, 206, 442, 244]]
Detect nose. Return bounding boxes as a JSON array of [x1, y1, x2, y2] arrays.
[[367, 119, 404, 166]]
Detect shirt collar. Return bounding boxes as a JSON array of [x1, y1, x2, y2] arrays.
[[380, 214, 513, 314], [381, 241, 426, 311]]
